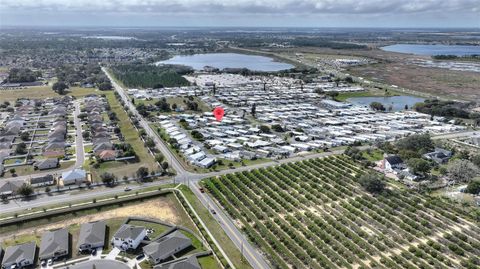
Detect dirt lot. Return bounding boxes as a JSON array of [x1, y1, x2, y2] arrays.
[[0, 196, 181, 242]]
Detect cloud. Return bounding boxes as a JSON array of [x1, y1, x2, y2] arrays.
[[1, 0, 479, 15]]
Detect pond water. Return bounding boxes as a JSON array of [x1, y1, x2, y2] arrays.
[[381, 44, 480, 56], [347, 96, 425, 111], [157, 53, 294, 71]]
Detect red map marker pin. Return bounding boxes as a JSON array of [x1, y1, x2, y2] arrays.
[[213, 107, 224, 121]]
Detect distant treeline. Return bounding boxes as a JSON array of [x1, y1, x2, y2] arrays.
[[236, 37, 367, 50], [4, 68, 41, 83], [220, 66, 317, 76], [414, 99, 479, 120], [432, 54, 480, 60], [110, 64, 192, 88]]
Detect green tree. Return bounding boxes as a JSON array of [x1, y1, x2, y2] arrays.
[[370, 102, 386, 111], [407, 158, 432, 177], [52, 81, 69, 94], [396, 134, 434, 153], [259, 125, 271, 133], [15, 142, 27, 154], [161, 162, 169, 171], [100, 172, 116, 186], [465, 180, 480, 195], [17, 183, 34, 197], [20, 131, 30, 141], [472, 155, 480, 167], [155, 154, 165, 163], [136, 167, 149, 180], [359, 174, 385, 193], [98, 82, 112, 91]]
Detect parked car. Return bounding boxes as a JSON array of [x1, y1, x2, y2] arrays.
[[136, 253, 145, 260]]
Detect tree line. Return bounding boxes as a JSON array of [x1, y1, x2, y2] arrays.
[[110, 63, 192, 88]]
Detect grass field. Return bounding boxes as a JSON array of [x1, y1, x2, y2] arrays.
[[204, 155, 480, 269], [85, 91, 158, 178], [0, 86, 99, 101]]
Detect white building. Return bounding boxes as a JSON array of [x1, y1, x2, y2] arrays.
[[111, 224, 146, 250]]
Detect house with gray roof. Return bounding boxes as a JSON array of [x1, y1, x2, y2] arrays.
[[154, 256, 201, 269], [61, 169, 87, 185], [143, 230, 192, 265], [0, 179, 25, 196], [423, 148, 452, 164], [34, 158, 59, 170], [111, 224, 146, 250], [1, 242, 36, 269], [39, 228, 69, 261], [77, 221, 106, 252], [64, 259, 130, 269], [30, 174, 55, 187]]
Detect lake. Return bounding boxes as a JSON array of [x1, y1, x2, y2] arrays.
[[347, 96, 425, 111], [157, 53, 294, 71], [381, 44, 480, 56]]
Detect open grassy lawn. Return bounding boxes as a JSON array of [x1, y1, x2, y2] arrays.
[[198, 256, 222, 269], [85, 91, 157, 178], [179, 185, 252, 269], [0, 86, 99, 102], [1, 160, 75, 178], [362, 149, 384, 162]]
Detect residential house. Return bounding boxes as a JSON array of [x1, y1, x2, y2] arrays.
[[66, 259, 130, 269], [143, 230, 192, 265], [423, 148, 453, 164], [1, 242, 36, 269], [77, 221, 106, 252], [34, 158, 59, 170], [61, 169, 87, 185], [93, 142, 113, 155], [111, 224, 146, 250], [383, 155, 405, 172], [43, 142, 65, 157], [154, 256, 201, 269], [0, 179, 25, 196], [30, 174, 55, 187], [39, 228, 69, 261], [97, 150, 116, 161], [198, 157, 216, 168]]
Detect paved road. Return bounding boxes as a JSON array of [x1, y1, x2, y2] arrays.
[[2, 101, 85, 182], [102, 67, 191, 178], [191, 180, 271, 269]]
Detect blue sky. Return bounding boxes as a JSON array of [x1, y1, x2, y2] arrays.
[[1, 0, 479, 27]]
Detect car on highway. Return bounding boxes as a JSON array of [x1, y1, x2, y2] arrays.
[[124, 187, 132, 191], [211, 209, 216, 214]]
